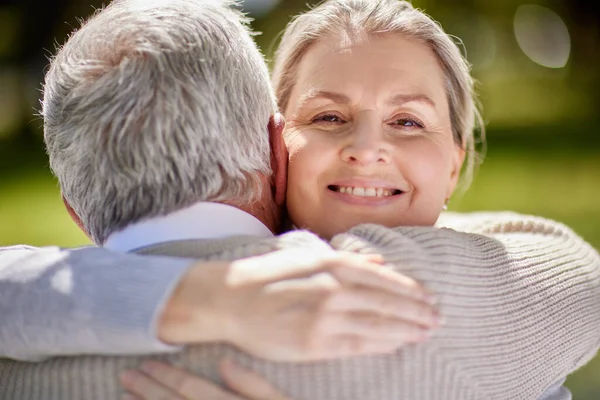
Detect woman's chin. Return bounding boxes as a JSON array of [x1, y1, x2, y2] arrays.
[[292, 211, 441, 239]]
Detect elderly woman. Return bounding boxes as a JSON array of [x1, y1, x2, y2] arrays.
[[273, 0, 481, 237], [0, 1, 597, 400]]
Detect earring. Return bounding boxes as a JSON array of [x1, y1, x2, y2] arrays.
[[443, 198, 449, 211]]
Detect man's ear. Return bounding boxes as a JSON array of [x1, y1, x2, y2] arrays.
[[268, 113, 288, 206], [62, 196, 91, 239], [447, 144, 466, 197]]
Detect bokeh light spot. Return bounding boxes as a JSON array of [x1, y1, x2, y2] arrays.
[[514, 4, 571, 69]]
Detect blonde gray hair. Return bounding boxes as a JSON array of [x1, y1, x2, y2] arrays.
[[42, 0, 277, 244], [272, 0, 484, 189]]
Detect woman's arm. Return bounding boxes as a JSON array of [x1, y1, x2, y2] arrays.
[[120, 359, 289, 400]]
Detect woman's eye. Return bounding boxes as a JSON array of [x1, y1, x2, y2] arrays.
[[392, 118, 424, 128], [313, 114, 345, 124]]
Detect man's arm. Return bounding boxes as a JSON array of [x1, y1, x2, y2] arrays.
[[0, 241, 437, 364], [0, 245, 192, 360]]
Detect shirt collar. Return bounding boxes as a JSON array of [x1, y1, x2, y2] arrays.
[[104, 202, 273, 252]]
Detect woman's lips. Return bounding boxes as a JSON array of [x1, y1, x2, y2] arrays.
[[328, 185, 401, 197], [326, 184, 404, 206]]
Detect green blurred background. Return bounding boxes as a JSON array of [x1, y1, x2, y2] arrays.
[[0, 0, 598, 396]]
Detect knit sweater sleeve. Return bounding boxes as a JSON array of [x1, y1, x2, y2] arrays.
[[332, 213, 600, 400], [0, 245, 192, 361]]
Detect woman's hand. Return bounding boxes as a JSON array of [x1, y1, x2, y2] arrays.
[[159, 248, 440, 362], [120, 359, 289, 400]]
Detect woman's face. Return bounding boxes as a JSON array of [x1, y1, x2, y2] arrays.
[[283, 33, 465, 239]]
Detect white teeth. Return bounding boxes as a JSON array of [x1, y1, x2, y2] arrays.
[[335, 186, 397, 197], [353, 187, 365, 196], [365, 188, 377, 197]]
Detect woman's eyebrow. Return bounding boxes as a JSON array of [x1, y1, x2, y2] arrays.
[[298, 90, 350, 106], [387, 93, 436, 108], [298, 91, 436, 108]]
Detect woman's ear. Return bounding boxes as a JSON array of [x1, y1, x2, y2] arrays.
[[268, 113, 288, 206]]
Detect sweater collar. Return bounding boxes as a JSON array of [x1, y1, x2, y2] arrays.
[[104, 202, 273, 253]]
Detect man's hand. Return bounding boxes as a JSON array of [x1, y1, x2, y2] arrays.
[[120, 360, 288, 400], [158, 248, 440, 361]]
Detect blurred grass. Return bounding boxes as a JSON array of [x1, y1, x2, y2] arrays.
[[453, 150, 600, 248], [0, 131, 599, 397], [0, 172, 90, 246]]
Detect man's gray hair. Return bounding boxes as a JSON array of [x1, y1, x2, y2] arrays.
[[42, 0, 277, 244]]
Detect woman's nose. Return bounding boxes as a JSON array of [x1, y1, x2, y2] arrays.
[[340, 125, 391, 166]]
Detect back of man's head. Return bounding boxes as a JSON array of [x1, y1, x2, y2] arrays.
[[42, 0, 277, 244]]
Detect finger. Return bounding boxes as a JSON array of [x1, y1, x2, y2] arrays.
[[322, 335, 409, 357], [138, 361, 242, 400], [328, 257, 435, 303], [220, 359, 290, 400], [321, 312, 432, 343], [334, 251, 384, 264], [231, 249, 378, 285], [120, 369, 185, 400], [326, 288, 441, 328], [231, 248, 335, 282]]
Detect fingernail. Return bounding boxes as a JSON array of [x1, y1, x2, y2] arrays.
[[412, 327, 434, 342], [420, 328, 434, 341], [431, 310, 442, 327], [140, 361, 159, 374], [371, 254, 384, 262], [119, 370, 139, 386], [122, 394, 137, 400], [423, 292, 437, 305], [223, 359, 244, 378]]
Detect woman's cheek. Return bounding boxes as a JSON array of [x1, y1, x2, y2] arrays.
[[290, 130, 328, 169], [284, 137, 303, 159], [404, 141, 450, 183], [288, 149, 316, 198]]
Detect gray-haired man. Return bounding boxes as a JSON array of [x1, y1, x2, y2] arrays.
[[0, 0, 597, 399]]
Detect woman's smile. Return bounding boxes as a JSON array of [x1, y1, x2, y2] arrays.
[[326, 177, 407, 207]]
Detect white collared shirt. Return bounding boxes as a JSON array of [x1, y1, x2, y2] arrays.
[[104, 202, 273, 252]]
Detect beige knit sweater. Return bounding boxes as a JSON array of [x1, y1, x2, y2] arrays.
[[0, 212, 598, 400]]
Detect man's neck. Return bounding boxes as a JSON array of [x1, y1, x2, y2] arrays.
[[232, 176, 281, 234], [237, 201, 278, 235]]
